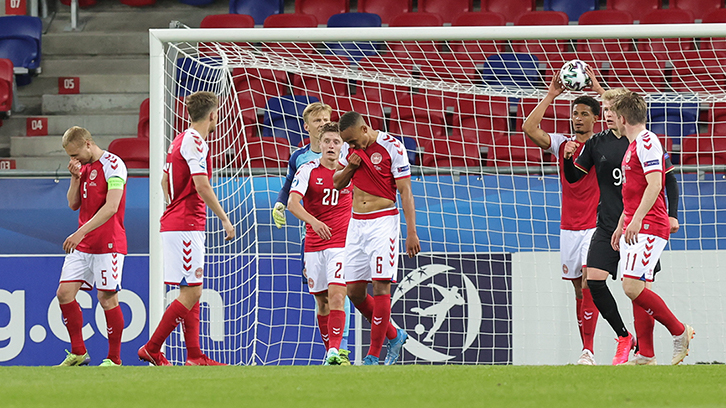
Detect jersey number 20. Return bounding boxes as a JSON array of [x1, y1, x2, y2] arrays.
[[322, 188, 339, 205]]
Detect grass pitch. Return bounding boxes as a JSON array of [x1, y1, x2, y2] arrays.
[[1, 365, 724, 408]]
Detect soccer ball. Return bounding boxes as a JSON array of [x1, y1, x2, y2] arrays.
[[559, 60, 591, 91]]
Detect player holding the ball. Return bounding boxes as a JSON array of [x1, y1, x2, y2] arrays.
[[522, 61, 601, 365]]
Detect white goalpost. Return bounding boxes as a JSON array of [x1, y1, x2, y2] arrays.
[[149, 23, 726, 365]]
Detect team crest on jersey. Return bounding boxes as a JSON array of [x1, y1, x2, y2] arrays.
[[89, 169, 98, 181], [371, 152, 383, 165], [195, 267, 204, 279], [316, 178, 323, 185], [625, 150, 631, 163]]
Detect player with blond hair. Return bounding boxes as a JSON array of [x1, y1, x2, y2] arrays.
[[55, 126, 128, 367], [138, 91, 235, 366]]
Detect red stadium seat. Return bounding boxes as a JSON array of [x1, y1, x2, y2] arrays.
[[108, 137, 149, 169], [512, 11, 570, 65], [576, 10, 634, 63], [120, 0, 155, 7], [137, 98, 149, 139], [638, 9, 695, 60], [296, 0, 349, 27], [450, 12, 507, 62], [357, 0, 412, 24], [490, 133, 544, 167], [60, 0, 96, 7], [699, 9, 726, 55], [355, 55, 414, 107], [263, 13, 318, 27], [419, 0, 473, 24], [421, 135, 481, 167], [292, 56, 351, 101], [241, 136, 291, 168], [482, 0, 534, 24], [705, 102, 726, 136], [680, 135, 726, 165], [606, 52, 666, 93], [452, 95, 509, 151], [417, 53, 480, 87], [516, 98, 574, 137], [0, 58, 13, 117], [233, 68, 289, 109], [387, 13, 445, 59], [200, 14, 255, 28], [606, 0, 662, 21], [389, 91, 447, 163], [670, 50, 726, 93], [332, 96, 385, 131], [671, 0, 722, 21]]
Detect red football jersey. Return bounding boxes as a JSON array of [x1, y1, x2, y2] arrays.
[[339, 131, 411, 202], [621, 130, 670, 240], [76, 151, 128, 254], [291, 159, 353, 252], [160, 129, 212, 232], [546, 133, 599, 230]]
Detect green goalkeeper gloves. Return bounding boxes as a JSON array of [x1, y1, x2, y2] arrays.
[[272, 202, 286, 229]]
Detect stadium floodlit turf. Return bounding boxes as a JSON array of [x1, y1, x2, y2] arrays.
[[1, 365, 724, 408]]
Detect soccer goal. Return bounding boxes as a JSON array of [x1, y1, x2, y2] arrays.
[[149, 23, 726, 365]]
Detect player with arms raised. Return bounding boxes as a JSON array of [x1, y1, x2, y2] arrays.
[[334, 111, 419, 365], [523, 75, 601, 365], [55, 126, 128, 367], [610, 91, 694, 365], [138, 91, 235, 366], [288, 122, 351, 365]]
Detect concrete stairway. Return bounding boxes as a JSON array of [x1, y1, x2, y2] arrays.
[[1, 0, 229, 170]]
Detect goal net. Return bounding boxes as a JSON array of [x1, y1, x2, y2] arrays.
[[150, 24, 726, 365]]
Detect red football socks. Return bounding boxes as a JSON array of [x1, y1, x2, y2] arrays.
[[59, 300, 86, 356], [147, 299, 190, 354], [633, 288, 685, 336], [632, 301, 655, 358], [104, 305, 124, 364], [576, 296, 584, 343], [183, 301, 203, 359], [328, 309, 345, 350], [581, 288, 598, 352], [317, 314, 329, 350], [369, 294, 392, 358], [354, 294, 398, 340]]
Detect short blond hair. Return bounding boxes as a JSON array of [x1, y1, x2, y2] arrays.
[[611, 91, 647, 125], [62, 126, 94, 148], [186, 91, 218, 122], [302, 102, 332, 124], [602, 88, 629, 104]]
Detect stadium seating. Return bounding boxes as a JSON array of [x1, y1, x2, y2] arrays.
[[242, 137, 291, 168], [481, 0, 535, 23], [452, 95, 509, 153], [418, 0, 473, 24], [516, 99, 574, 137], [233, 67, 289, 109], [544, 0, 598, 21], [671, 0, 722, 21], [60, 0, 96, 7], [230, 0, 284, 25], [389, 92, 447, 164], [670, 50, 726, 93], [481, 53, 541, 88], [422, 134, 481, 167], [450, 12, 507, 62], [295, 0, 350, 27], [200, 14, 255, 28], [417, 53, 480, 86], [512, 11, 570, 66], [648, 99, 699, 146], [120, 0, 155, 7], [108, 138, 149, 169], [179, 0, 214, 6], [137, 98, 149, 139], [263, 95, 321, 147], [0, 59, 12, 118], [0, 16, 43, 77], [292, 56, 352, 101], [638, 9, 695, 60], [576, 10, 634, 63], [705, 102, 726, 136], [175, 57, 224, 96], [332, 96, 384, 131], [387, 13, 445, 60], [354, 55, 413, 107], [356, 0, 412, 24], [263, 13, 318, 27], [606, 0, 662, 21], [490, 133, 544, 167], [606, 52, 666, 93], [700, 9, 726, 54], [326, 13, 382, 60], [680, 135, 726, 165]]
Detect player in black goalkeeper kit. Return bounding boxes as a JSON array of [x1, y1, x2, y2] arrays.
[[563, 79, 680, 365]]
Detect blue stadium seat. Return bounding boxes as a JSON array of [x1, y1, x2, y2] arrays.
[[175, 57, 224, 97], [179, 0, 214, 5], [0, 16, 42, 85], [481, 53, 541, 88], [325, 13, 382, 60], [263, 95, 320, 147], [544, 0, 598, 21], [230, 0, 284, 25], [648, 98, 699, 146]]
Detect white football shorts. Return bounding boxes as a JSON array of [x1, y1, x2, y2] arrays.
[[560, 228, 596, 280], [304, 247, 346, 294], [344, 209, 400, 283], [60, 250, 124, 292], [162, 230, 205, 286], [619, 234, 668, 282]]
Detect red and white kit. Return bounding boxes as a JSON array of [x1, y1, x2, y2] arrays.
[[161, 128, 212, 286], [60, 151, 128, 291], [619, 130, 670, 281], [546, 133, 599, 279], [291, 159, 353, 294], [339, 131, 411, 282]]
